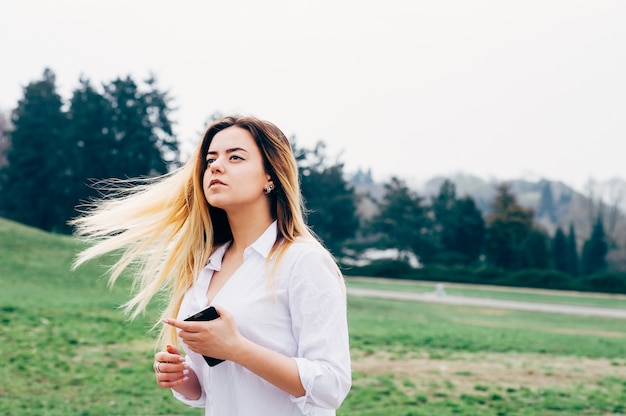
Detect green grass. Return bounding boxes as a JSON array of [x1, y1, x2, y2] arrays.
[[2, 218, 625, 415]]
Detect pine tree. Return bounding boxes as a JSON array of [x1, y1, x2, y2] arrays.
[[0, 68, 70, 231], [66, 78, 115, 217], [102, 75, 178, 178], [486, 184, 533, 269], [522, 228, 551, 269], [581, 217, 608, 274], [551, 227, 568, 273], [369, 177, 434, 263], [565, 223, 579, 276], [431, 179, 456, 260], [295, 140, 358, 255], [448, 197, 486, 265], [431, 179, 485, 265]]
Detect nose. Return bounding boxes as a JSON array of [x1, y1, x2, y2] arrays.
[[209, 157, 224, 173]]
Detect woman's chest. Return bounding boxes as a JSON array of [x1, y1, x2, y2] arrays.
[[184, 263, 297, 354]]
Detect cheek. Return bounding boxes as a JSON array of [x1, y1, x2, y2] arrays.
[[202, 170, 211, 198]]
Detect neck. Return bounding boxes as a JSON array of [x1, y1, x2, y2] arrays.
[[226, 209, 275, 253]]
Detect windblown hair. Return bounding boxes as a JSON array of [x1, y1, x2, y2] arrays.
[[71, 115, 329, 347]]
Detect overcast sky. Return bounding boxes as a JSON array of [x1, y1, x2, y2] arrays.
[[2, 0, 625, 191]]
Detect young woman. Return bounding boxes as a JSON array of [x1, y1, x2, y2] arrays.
[[72, 116, 351, 415]]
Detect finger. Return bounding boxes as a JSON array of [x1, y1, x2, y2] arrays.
[[162, 318, 198, 332], [166, 344, 181, 355], [158, 375, 189, 389], [212, 304, 228, 319], [156, 370, 190, 388], [155, 361, 187, 374], [155, 351, 186, 364]]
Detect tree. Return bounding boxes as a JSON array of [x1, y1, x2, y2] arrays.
[[485, 183, 537, 269], [0, 68, 70, 231], [101, 75, 179, 178], [446, 196, 486, 264], [70, 74, 178, 228], [295, 141, 358, 255], [551, 226, 567, 273], [431, 180, 485, 265], [432, 179, 456, 226], [66, 78, 115, 220], [368, 176, 434, 262], [522, 228, 551, 269], [0, 70, 181, 233], [565, 223, 579, 276], [581, 217, 608, 274]]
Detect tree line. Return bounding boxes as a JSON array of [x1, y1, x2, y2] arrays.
[[356, 177, 609, 275], [0, 69, 618, 291], [0, 68, 177, 232]]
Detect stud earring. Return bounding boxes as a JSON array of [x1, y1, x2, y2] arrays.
[[264, 184, 274, 194]]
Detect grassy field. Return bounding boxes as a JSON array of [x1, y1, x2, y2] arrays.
[[1, 218, 625, 415]]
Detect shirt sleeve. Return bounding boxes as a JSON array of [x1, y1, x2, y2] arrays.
[[171, 349, 207, 408], [287, 246, 352, 412]]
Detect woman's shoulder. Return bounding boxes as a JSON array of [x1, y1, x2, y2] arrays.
[[279, 238, 339, 274], [282, 237, 328, 258]]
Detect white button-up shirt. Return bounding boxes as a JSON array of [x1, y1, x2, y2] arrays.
[[173, 222, 352, 415]]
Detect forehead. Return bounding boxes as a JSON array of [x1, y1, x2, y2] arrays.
[[208, 126, 256, 151]]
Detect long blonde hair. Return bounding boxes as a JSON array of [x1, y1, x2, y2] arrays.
[[71, 115, 330, 347]]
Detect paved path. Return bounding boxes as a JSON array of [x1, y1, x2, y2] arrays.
[[347, 287, 626, 319]]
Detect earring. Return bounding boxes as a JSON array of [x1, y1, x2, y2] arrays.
[[264, 184, 274, 194]]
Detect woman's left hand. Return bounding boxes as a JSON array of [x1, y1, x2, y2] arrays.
[[163, 305, 245, 361]]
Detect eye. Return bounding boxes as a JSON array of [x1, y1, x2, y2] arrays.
[[230, 154, 244, 161], [206, 157, 216, 164]]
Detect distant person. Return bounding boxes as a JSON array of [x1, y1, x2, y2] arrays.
[[435, 283, 447, 298], [71, 115, 352, 415]]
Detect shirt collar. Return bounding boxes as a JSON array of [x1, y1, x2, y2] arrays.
[[206, 221, 278, 268], [247, 220, 278, 260]]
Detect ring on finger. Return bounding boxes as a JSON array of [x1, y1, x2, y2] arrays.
[[155, 362, 163, 373]]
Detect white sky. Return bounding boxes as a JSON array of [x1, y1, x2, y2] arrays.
[[2, 0, 625, 191]]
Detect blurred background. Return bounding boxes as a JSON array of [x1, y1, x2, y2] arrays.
[[2, 2, 626, 415], [1, 0, 626, 283]]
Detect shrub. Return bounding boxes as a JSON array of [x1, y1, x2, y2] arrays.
[[498, 269, 574, 290], [576, 272, 626, 294]]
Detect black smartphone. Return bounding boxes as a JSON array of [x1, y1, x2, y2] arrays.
[[184, 306, 225, 367]]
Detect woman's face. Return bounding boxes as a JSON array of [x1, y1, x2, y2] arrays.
[[203, 126, 272, 213]]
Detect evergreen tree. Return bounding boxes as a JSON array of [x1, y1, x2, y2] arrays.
[[551, 227, 567, 272], [432, 179, 456, 226], [102, 75, 178, 178], [0, 68, 70, 231], [369, 177, 434, 263], [485, 183, 535, 269], [295, 141, 358, 255], [522, 228, 551, 269], [431, 179, 456, 259], [1, 71, 180, 233], [447, 196, 486, 264], [431, 180, 485, 264], [565, 223, 579, 276], [66, 78, 115, 218], [581, 217, 608, 274]]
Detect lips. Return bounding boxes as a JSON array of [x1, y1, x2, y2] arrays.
[[209, 179, 225, 187]]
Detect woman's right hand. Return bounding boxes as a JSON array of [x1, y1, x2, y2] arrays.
[[154, 344, 189, 388]]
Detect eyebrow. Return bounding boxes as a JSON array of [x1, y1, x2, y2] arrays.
[[206, 147, 249, 156]]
